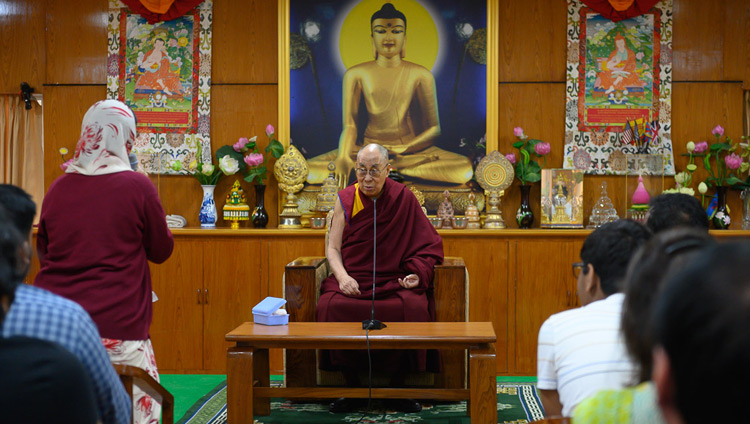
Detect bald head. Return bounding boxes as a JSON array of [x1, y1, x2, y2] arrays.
[[357, 144, 389, 165]]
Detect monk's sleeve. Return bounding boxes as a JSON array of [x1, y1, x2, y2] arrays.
[[401, 196, 444, 290]]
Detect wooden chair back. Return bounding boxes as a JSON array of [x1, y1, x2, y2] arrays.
[[114, 364, 174, 424]]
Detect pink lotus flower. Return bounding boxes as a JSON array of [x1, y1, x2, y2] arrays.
[[505, 153, 516, 165], [712, 125, 724, 137], [725, 153, 742, 170], [233, 137, 248, 152], [265, 124, 275, 138], [693, 141, 708, 154], [513, 127, 524, 138], [244, 153, 263, 167], [534, 142, 551, 156]]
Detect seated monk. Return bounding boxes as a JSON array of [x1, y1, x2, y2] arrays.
[[595, 33, 646, 95], [316, 143, 443, 414]]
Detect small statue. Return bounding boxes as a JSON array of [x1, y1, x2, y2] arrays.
[[465, 192, 481, 229], [223, 180, 250, 230], [437, 190, 454, 227], [316, 162, 338, 212]]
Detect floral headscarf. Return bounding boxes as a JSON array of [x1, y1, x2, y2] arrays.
[[66, 99, 136, 176]]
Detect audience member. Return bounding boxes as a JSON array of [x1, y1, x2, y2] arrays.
[[652, 242, 750, 424], [573, 228, 715, 423], [0, 184, 131, 424], [0, 212, 99, 424], [34, 100, 174, 424], [536, 219, 651, 417], [645, 193, 708, 233]]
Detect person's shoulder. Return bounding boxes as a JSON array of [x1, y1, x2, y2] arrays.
[[16, 285, 90, 317], [403, 61, 433, 76]]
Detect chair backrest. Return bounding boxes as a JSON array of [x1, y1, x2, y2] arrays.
[[114, 364, 174, 424]]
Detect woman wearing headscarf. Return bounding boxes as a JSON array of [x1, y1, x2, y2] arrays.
[[35, 99, 174, 424]]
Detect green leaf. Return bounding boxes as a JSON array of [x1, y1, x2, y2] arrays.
[[709, 142, 731, 152], [520, 149, 530, 165], [726, 176, 745, 186], [526, 161, 541, 173], [526, 172, 541, 183], [512, 141, 524, 149], [266, 139, 285, 158]]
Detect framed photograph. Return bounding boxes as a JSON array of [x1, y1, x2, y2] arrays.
[[540, 169, 584, 228], [278, 0, 499, 215]]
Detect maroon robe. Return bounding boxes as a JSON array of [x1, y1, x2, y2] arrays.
[[316, 178, 444, 374]]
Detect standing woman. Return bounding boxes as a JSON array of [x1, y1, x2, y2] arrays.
[[35, 99, 174, 424]]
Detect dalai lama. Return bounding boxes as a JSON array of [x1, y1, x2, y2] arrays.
[[316, 143, 444, 413]]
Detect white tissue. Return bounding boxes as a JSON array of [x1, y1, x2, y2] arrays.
[[272, 308, 288, 316]]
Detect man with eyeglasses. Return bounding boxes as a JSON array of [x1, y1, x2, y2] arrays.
[[316, 143, 444, 414], [536, 219, 651, 418]]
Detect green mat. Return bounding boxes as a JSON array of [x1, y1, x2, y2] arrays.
[[176, 380, 544, 424]]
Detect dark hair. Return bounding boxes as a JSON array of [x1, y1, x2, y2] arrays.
[[579, 219, 651, 296], [653, 241, 750, 423], [0, 208, 26, 323], [621, 228, 715, 383], [646, 193, 708, 233], [0, 184, 36, 236], [371, 3, 406, 30]]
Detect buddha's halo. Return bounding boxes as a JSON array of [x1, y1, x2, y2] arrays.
[[334, 0, 443, 74]]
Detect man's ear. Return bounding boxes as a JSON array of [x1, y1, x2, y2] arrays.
[[652, 347, 684, 424], [583, 263, 600, 296]]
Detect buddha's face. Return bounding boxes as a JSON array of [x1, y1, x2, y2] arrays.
[[356, 149, 390, 198], [371, 18, 405, 59], [615, 38, 625, 50]]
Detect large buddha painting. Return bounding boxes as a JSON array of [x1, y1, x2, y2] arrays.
[[287, 0, 487, 198]]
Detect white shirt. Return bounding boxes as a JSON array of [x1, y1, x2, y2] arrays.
[[536, 293, 637, 417]]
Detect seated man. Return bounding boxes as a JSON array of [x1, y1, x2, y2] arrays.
[[0, 212, 99, 423], [653, 242, 750, 424], [0, 184, 131, 424], [316, 144, 443, 413], [537, 219, 651, 417], [645, 193, 709, 234]]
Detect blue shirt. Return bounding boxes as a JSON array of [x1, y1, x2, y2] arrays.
[[2, 284, 132, 424]]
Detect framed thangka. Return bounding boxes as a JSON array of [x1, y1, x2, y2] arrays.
[[283, 0, 490, 214], [107, 0, 212, 174], [563, 0, 674, 175]]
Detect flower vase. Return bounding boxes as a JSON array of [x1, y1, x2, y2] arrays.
[[712, 186, 731, 229], [251, 184, 269, 228], [516, 185, 534, 229], [199, 185, 217, 228]]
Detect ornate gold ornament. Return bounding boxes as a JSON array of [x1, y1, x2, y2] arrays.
[[474, 150, 514, 229], [274, 144, 309, 229]]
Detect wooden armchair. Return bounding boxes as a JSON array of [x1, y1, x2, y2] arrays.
[[114, 364, 174, 424], [283, 255, 468, 389]]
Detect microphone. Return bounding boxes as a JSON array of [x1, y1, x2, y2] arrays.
[[128, 152, 139, 171], [362, 197, 386, 330]]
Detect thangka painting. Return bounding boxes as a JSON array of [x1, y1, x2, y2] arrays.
[[563, 0, 674, 175], [289, 0, 487, 193], [107, 0, 212, 174]]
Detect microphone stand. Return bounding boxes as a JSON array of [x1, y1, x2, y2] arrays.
[[362, 197, 386, 330]]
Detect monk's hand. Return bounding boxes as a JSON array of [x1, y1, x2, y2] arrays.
[[339, 275, 361, 296], [398, 274, 420, 290]]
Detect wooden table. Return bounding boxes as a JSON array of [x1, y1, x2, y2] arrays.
[[225, 321, 497, 423]]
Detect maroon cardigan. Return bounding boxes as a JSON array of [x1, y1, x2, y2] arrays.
[[35, 172, 173, 340]]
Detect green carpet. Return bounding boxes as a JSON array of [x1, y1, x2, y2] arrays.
[[160, 374, 227, 421], [171, 377, 543, 424]]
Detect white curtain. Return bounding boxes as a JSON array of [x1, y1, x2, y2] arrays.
[[0, 95, 44, 222]]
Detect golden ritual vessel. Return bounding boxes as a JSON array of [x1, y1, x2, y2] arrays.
[[223, 180, 250, 229]]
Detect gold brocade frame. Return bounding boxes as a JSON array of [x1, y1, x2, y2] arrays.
[[276, 0, 500, 219]]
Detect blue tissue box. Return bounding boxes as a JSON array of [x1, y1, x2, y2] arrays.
[[252, 296, 289, 326]]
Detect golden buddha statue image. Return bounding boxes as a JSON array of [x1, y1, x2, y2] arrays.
[[305, 2, 474, 190], [465, 192, 481, 229], [552, 174, 570, 224]]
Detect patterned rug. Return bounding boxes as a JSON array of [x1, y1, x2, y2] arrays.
[[176, 381, 544, 424]]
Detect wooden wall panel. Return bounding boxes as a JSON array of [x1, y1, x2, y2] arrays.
[[722, 0, 750, 84], [443, 235, 509, 374], [498, 0, 567, 82], [672, 0, 724, 81], [0, 0, 46, 93], [42, 85, 107, 191], [203, 238, 264, 371], [213, 0, 278, 83], [45, 0, 107, 84]]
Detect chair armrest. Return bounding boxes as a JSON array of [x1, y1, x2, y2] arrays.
[[285, 256, 330, 322], [433, 256, 467, 322], [113, 364, 174, 424]]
